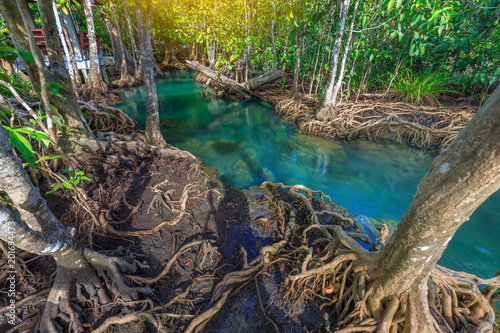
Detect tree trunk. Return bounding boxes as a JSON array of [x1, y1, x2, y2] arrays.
[[271, 2, 278, 71], [330, 0, 360, 104], [1, 0, 94, 144], [135, 0, 167, 147], [369, 86, 500, 329], [144, 4, 161, 75], [309, 24, 326, 95], [0, 126, 149, 333], [285, 86, 500, 333], [117, 0, 138, 74], [16, 0, 55, 142], [80, 0, 108, 98], [292, 24, 307, 99], [107, 2, 131, 83], [316, 0, 351, 121]]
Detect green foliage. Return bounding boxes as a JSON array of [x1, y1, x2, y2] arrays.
[[392, 68, 455, 105], [1, 125, 55, 169], [46, 169, 92, 195]]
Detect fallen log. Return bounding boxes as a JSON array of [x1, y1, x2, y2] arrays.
[[185, 60, 283, 100], [186, 60, 260, 100], [243, 69, 284, 90]]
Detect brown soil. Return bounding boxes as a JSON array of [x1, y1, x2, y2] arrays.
[[0, 139, 324, 332]]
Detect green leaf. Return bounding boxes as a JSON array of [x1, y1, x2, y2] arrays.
[[5, 129, 36, 168], [387, 0, 394, 12], [80, 176, 92, 182], [46, 183, 64, 195], [47, 82, 68, 96], [63, 169, 75, 174], [62, 183, 72, 189], [17, 49, 35, 63], [480, 73, 489, 84], [36, 154, 64, 164], [419, 43, 425, 56]]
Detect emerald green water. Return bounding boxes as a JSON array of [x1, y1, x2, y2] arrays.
[[116, 71, 500, 284]]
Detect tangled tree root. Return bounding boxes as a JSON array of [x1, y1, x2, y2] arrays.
[[262, 91, 476, 149], [41, 246, 151, 333], [78, 100, 137, 136], [256, 181, 498, 333]]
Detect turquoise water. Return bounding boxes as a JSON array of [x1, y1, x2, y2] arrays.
[[116, 71, 500, 283]]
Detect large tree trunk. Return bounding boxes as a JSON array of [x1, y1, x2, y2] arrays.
[[134, 0, 167, 147], [80, 0, 108, 100], [316, 0, 351, 121], [286, 86, 500, 333], [0, 0, 94, 145], [366, 86, 500, 331]]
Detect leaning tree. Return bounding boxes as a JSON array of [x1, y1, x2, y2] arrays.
[[282, 85, 500, 332], [0, 125, 150, 332]]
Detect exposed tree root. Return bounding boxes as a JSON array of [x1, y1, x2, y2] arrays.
[[78, 100, 137, 136], [262, 91, 476, 149], [40, 247, 151, 333], [257, 181, 498, 333]]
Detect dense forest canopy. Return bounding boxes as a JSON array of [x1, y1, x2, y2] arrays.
[[96, 0, 500, 101]]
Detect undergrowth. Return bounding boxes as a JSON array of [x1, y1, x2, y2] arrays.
[[392, 68, 455, 105]]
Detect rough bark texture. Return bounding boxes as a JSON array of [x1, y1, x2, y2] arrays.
[[317, 0, 351, 121], [110, 1, 131, 82], [373, 85, 500, 308], [1, 0, 94, 143], [135, 0, 167, 148], [80, 0, 108, 99]]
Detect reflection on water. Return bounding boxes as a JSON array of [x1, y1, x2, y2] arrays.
[[116, 70, 500, 285]]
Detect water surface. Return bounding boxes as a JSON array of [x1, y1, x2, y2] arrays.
[[116, 71, 500, 283]]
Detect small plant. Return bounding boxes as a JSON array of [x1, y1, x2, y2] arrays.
[[46, 169, 92, 195], [392, 68, 455, 105]]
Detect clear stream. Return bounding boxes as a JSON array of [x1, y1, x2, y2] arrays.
[[116, 70, 499, 284]]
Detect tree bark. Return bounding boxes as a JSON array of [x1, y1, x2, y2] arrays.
[[330, 0, 360, 104], [371, 85, 500, 330], [317, 0, 351, 120], [292, 23, 307, 99], [81, 0, 107, 96], [135, 0, 167, 147]]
